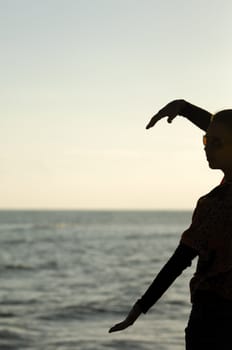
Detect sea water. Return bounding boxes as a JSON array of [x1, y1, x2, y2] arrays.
[[0, 210, 195, 350]]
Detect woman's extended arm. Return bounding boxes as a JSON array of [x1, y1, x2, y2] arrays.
[[109, 243, 197, 333], [137, 243, 197, 313], [146, 99, 211, 131]]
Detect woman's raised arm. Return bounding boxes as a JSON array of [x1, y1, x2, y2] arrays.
[[146, 99, 211, 131]]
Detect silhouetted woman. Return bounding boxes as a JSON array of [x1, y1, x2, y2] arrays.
[[109, 100, 232, 350]]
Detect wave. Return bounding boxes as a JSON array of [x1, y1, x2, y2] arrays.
[[0, 329, 25, 340], [1, 259, 60, 273], [0, 222, 71, 234], [0, 312, 15, 318], [0, 298, 38, 306], [2, 264, 36, 271], [0, 328, 38, 350], [38, 301, 115, 321]]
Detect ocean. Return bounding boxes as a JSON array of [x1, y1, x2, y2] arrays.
[[0, 210, 196, 350]]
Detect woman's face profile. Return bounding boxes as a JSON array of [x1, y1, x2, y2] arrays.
[[204, 121, 232, 171]]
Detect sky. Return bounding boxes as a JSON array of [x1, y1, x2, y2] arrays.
[[1, 0, 232, 210]]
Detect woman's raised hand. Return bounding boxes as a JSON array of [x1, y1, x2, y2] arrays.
[[146, 99, 186, 129]]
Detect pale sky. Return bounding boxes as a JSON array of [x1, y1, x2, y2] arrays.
[[1, 0, 232, 209]]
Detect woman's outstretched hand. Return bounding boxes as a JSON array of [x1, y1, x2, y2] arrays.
[[109, 302, 142, 333], [146, 99, 186, 129]]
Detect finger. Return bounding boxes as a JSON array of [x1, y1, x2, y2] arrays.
[[167, 115, 176, 123], [145, 114, 161, 129], [109, 324, 124, 333], [108, 322, 129, 333]]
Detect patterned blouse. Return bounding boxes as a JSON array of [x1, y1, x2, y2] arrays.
[[181, 182, 232, 302]]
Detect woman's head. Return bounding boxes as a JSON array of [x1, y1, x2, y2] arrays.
[[204, 110, 232, 177], [212, 110, 232, 129]]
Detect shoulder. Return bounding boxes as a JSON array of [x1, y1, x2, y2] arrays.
[[199, 183, 232, 202]]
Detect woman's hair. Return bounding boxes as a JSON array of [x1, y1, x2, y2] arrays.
[[212, 110, 232, 129]]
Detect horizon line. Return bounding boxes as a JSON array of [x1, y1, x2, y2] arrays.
[[0, 208, 192, 211]]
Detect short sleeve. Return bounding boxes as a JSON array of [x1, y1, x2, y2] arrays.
[[180, 197, 210, 253]]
